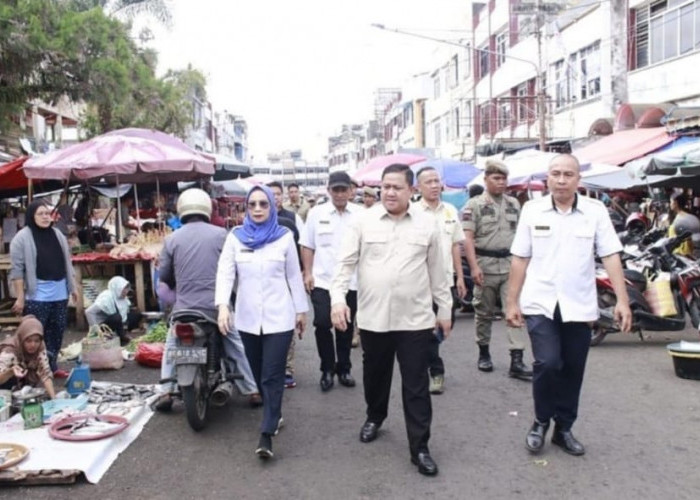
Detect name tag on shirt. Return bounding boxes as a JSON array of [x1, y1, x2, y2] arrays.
[[240, 248, 254, 253], [533, 225, 551, 237], [319, 220, 330, 225]]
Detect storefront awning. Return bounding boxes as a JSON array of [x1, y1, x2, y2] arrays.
[[574, 127, 673, 165]]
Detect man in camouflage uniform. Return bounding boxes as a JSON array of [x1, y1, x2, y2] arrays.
[[462, 160, 532, 380]]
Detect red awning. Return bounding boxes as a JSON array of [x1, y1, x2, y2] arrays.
[[574, 127, 673, 165], [0, 156, 29, 191]]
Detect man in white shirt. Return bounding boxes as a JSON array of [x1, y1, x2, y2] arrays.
[[301, 171, 359, 391], [413, 167, 466, 395], [506, 154, 631, 456]]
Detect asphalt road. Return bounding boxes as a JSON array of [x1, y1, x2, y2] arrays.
[[4, 312, 700, 499]]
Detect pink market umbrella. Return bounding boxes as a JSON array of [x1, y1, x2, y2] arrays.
[[23, 128, 215, 183], [353, 153, 427, 186]]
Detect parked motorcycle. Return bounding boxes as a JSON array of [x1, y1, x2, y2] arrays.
[[593, 231, 700, 346], [161, 309, 241, 431]]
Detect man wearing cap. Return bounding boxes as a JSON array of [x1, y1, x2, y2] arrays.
[[300, 171, 359, 391], [362, 187, 378, 208], [462, 159, 532, 380], [413, 166, 466, 394]]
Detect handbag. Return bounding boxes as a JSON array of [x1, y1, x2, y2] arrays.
[[81, 324, 124, 370]]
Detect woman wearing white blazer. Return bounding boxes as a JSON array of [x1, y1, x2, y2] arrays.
[[216, 185, 308, 460]]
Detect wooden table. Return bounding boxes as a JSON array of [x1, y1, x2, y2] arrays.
[[72, 255, 150, 330]]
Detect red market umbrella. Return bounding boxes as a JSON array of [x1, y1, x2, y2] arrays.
[[353, 153, 427, 186], [0, 156, 29, 191], [23, 128, 215, 183]]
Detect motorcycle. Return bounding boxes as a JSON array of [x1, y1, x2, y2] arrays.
[[593, 231, 700, 346], [160, 309, 241, 431]]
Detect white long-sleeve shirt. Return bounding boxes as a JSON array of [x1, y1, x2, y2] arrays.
[[215, 231, 308, 335]]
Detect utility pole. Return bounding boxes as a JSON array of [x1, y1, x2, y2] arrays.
[[511, 1, 564, 152], [371, 19, 552, 158], [535, 0, 547, 153]]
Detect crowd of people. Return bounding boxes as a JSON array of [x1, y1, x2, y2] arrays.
[[3, 153, 652, 476]]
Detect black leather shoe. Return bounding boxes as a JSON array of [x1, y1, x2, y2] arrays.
[[551, 428, 585, 456], [338, 373, 356, 387], [320, 371, 334, 392], [359, 421, 380, 443], [411, 452, 438, 476], [525, 420, 550, 453]]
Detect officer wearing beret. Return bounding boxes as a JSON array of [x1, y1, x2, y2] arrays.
[[461, 159, 532, 380]]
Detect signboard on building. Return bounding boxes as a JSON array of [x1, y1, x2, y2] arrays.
[[511, 2, 564, 15]]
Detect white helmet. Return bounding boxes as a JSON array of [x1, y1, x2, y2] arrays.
[[177, 188, 212, 221]]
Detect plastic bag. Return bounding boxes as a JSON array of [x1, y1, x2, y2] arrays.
[[81, 324, 124, 370], [644, 277, 678, 317], [134, 342, 165, 368]]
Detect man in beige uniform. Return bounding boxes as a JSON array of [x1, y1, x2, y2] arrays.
[[283, 182, 310, 222], [331, 164, 452, 477], [462, 160, 532, 380], [414, 166, 466, 394]]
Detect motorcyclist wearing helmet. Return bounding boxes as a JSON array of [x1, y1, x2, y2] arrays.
[[668, 192, 700, 257], [155, 188, 259, 410]]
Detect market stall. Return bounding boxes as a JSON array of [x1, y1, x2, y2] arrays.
[[22, 128, 215, 327]]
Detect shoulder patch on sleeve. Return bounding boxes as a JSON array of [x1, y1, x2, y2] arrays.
[[461, 208, 473, 222]]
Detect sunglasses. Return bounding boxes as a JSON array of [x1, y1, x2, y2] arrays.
[[247, 200, 270, 209]]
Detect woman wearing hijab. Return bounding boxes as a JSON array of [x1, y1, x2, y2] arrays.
[[215, 185, 308, 460], [9, 200, 77, 379], [0, 315, 56, 398], [85, 276, 137, 345]]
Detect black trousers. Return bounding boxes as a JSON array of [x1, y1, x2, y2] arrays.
[[428, 287, 457, 376], [361, 328, 433, 458], [311, 288, 357, 374], [525, 305, 591, 430]]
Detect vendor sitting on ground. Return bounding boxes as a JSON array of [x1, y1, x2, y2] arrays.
[[0, 315, 56, 398], [85, 276, 140, 345]]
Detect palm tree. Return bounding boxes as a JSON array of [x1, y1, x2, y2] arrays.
[[109, 0, 172, 28], [68, 0, 173, 28]]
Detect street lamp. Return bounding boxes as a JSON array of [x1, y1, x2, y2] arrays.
[[371, 23, 548, 154]]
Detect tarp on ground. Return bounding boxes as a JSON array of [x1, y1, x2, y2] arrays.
[[573, 127, 673, 165]]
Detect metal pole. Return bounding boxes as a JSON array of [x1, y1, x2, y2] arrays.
[[536, 0, 547, 152], [133, 183, 142, 235]]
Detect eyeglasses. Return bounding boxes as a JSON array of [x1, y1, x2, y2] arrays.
[[330, 186, 349, 193], [247, 200, 270, 209]]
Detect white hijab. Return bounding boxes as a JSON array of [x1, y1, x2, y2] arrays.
[[93, 276, 131, 323]]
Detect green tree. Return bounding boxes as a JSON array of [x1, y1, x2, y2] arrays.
[[0, 0, 205, 139]]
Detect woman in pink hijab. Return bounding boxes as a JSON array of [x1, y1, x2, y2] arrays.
[[0, 315, 56, 398]]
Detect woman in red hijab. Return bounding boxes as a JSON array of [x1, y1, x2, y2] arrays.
[[0, 315, 56, 398]]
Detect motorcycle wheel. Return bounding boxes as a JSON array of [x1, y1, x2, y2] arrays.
[[182, 365, 208, 431], [590, 324, 607, 346], [689, 297, 700, 330]]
